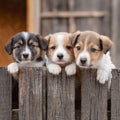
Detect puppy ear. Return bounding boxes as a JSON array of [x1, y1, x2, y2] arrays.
[[4, 39, 13, 55], [44, 34, 52, 41], [36, 35, 48, 50], [70, 31, 81, 46], [43, 34, 52, 46], [100, 35, 113, 54]]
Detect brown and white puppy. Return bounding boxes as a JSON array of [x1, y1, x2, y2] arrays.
[[45, 32, 76, 76], [5, 32, 47, 79], [72, 30, 115, 85]]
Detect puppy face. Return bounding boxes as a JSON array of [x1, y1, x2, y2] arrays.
[[46, 32, 74, 66], [5, 32, 48, 63], [72, 31, 113, 67]]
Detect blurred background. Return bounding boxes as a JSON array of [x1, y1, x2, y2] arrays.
[[0, 0, 119, 67]]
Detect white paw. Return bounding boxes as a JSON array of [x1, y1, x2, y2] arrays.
[[65, 63, 76, 76], [97, 70, 109, 84], [47, 64, 61, 75], [7, 62, 19, 74]]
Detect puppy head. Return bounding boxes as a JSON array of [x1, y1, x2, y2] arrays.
[[5, 32, 48, 63], [72, 31, 113, 67], [45, 32, 74, 66]]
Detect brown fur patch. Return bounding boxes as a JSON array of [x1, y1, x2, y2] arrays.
[[63, 35, 74, 60], [74, 42, 84, 59], [47, 35, 57, 58], [35, 47, 41, 59], [87, 42, 103, 63]]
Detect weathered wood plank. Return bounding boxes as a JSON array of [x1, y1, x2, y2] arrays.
[[0, 67, 12, 120], [111, 69, 120, 120], [47, 70, 75, 120], [41, 11, 106, 18], [80, 69, 107, 120], [19, 67, 46, 120], [112, 0, 120, 67]]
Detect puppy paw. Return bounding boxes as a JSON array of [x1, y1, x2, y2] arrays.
[[65, 63, 76, 76], [47, 64, 61, 75], [97, 70, 109, 84], [7, 62, 19, 74]]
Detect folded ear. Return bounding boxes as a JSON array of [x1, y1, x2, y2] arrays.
[[43, 34, 52, 48], [69, 31, 81, 46], [100, 35, 113, 54], [44, 34, 52, 41], [36, 35, 48, 50], [4, 38, 13, 55]]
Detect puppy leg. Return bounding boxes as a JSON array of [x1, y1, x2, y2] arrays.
[[65, 62, 76, 76], [97, 69, 110, 84], [97, 64, 115, 84], [47, 63, 61, 75], [96, 52, 115, 84], [7, 62, 19, 79]]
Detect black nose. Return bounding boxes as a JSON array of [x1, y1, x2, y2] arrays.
[[23, 53, 29, 58], [57, 54, 63, 60], [80, 58, 87, 64]]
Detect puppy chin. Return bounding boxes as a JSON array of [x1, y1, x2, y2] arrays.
[[54, 61, 66, 67], [20, 59, 32, 64], [21, 61, 31, 64], [77, 63, 93, 68], [54, 60, 71, 67]]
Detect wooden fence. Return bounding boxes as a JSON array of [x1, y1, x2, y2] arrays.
[[0, 67, 120, 120]]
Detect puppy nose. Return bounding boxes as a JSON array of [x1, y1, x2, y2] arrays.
[[57, 54, 63, 60], [80, 58, 87, 64], [23, 53, 29, 58]]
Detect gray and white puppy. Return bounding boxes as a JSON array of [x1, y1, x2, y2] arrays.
[[5, 31, 47, 78]]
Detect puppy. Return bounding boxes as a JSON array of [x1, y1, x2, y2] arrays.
[[72, 30, 115, 85], [5, 32, 47, 79], [45, 32, 76, 76]]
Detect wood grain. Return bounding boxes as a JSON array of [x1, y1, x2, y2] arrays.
[[0, 67, 12, 120], [112, 0, 120, 67], [47, 70, 75, 120], [19, 67, 46, 120], [111, 69, 120, 120], [80, 68, 108, 120]]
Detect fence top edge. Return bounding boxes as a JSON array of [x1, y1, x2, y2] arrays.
[[0, 66, 118, 71]]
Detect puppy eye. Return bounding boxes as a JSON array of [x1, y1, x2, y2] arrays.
[[91, 48, 96, 52], [76, 46, 81, 51], [66, 45, 72, 50], [13, 44, 22, 49], [30, 44, 37, 48], [16, 45, 20, 48], [50, 46, 56, 50]]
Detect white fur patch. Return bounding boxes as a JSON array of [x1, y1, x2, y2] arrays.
[[76, 42, 90, 67], [47, 63, 62, 75], [22, 32, 29, 40], [22, 45, 31, 60], [56, 34, 64, 42], [7, 62, 19, 74], [94, 52, 115, 84], [65, 62, 76, 76]]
